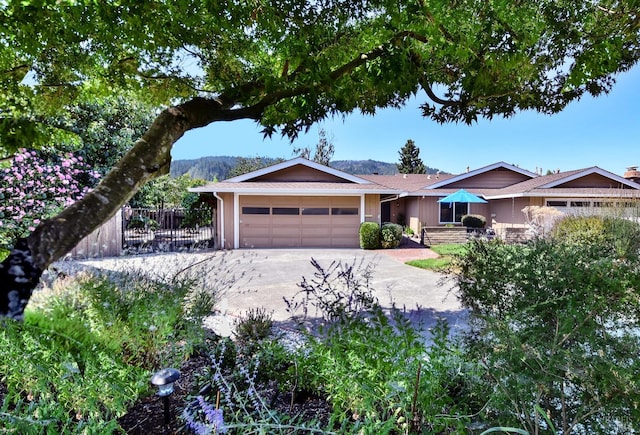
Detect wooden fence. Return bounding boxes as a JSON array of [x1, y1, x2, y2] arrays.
[[69, 211, 123, 259]]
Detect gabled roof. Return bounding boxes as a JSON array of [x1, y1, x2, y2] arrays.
[[426, 161, 538, 189], [538, 167, 638, 189], [190, 157, 400, 195], [485, 167, 640, 199], [224, 157, 373, 184]]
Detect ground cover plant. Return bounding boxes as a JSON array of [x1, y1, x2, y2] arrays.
[[0, 266, 215, 433]]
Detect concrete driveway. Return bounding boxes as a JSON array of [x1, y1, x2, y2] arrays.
[[77, 247, 467, 340]]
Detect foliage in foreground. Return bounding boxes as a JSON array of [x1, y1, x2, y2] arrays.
[[187, 257, 483, 433], [453, 238, 640, 434], [0, 267, 215, 433]]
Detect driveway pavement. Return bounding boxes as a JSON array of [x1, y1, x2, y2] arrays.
[[77, 247, 468, 341]]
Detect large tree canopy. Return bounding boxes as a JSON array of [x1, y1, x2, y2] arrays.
[[1, 0, 639, 318]]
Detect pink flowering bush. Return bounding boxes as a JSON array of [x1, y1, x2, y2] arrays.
[[0, 149, 101, 252]]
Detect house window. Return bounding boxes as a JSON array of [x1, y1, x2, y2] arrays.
[[302, 208, 329, 215], [546, 200, 567, 207], [439, 202, 468, 224], [332, 207, 358, 215], [273, 207, 300, 215], [242, 207, 270, 214], [570, 201, 590, 207]]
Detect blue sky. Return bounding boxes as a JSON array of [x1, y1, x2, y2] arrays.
[[172, 64, 639, 176]]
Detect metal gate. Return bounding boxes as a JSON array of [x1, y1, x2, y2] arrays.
[[122, 207, 215, 254]]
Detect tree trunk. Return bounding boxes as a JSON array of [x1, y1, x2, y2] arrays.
[[0, 97, 231, 319]]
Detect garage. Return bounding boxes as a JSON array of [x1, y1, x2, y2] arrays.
[[239, 195, 360, 248]]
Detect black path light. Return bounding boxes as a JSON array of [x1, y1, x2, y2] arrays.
[[151, 368, 181, 431]]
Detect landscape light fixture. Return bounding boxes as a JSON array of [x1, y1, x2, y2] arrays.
[[151, 368, 181, 430]]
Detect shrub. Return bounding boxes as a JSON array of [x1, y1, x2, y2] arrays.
[[380, 222, 402, 248], [283, 258, 479, 433], [551, 215, 640, 260], [461, 214, 486, 228], [233, 307, 274, 344], [127, 215, 159, 230], [359, 221, 380, 249], [0, 267, 214, 433], [453, 238, 640, 433]]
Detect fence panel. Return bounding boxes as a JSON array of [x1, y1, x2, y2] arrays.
[[69, 211, 123, 259]]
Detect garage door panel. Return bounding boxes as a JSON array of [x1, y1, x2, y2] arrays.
[[240, 196, 360, 248]]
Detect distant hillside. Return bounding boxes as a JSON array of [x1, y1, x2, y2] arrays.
[[171, 156, 444, 180]]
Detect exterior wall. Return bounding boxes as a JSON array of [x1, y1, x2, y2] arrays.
[[557, 174, 629, 189], [253, 166, 346, 182], [446, 169, 532, 189], [364, 194, 380, 223], [219, 192, 235, 249], [489, 197, 532, 225]]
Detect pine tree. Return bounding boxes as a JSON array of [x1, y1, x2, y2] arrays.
[[396, 140, 426, 174]]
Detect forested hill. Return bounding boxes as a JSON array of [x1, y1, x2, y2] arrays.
[[170, 156, 443, 180]]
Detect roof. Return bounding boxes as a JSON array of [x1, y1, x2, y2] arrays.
[[485, 167, 640, 199], [190, 157, 400, 195], [189, 158, 640, 199]]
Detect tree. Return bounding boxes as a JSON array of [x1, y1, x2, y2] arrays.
[[293, 128, 336, 166], [1, 1, 639, 318], [51, 96, 158, 176], [228, 156, 286, 178], [396, 139, 426, 174]]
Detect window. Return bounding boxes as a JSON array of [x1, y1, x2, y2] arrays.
[[331, 207, 358, 215], [593, 201, 614, 208], [273, 207, 299, 215], [570, 201, 590, 207], [546, 200, 567, 207], [242, 207, 270, 214], [439, 202, 468, 224], [302, 208, 329, 215]]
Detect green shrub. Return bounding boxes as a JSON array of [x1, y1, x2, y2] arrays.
[[380, 222, 402, 249], [359, 221, 380, 249], [283, 258, 479, 433], [551, 215, 640, 260], [127, 215, 159, 230], [0, 268, 214, 433], [453, 238, 640, 432], [461, 214, 486, 228], [233, 307, 274, 344]]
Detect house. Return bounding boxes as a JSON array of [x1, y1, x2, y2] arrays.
[[191, 158, 640, 249], [189, 158, 400, 249]]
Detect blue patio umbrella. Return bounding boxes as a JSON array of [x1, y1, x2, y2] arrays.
[[437, 189, 487, 204]]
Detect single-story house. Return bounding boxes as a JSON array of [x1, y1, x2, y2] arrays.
[[190, 158, 640, 249]]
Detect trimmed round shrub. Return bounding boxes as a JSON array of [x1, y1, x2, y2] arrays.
[[359, 222, 380, 249], [462, 214, 486, 228], [380, 222, 403, 249]]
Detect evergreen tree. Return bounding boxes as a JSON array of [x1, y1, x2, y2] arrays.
[[293, 128, 335, 166], [396, 140, 426, 174]]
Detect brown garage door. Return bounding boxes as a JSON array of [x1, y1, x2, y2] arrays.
[[239, 196, 360, 248]]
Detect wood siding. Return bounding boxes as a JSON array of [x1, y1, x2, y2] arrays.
[[70, 211, 122, 259], [446, 169, 532, 189], [253, 165, 348, 182]]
